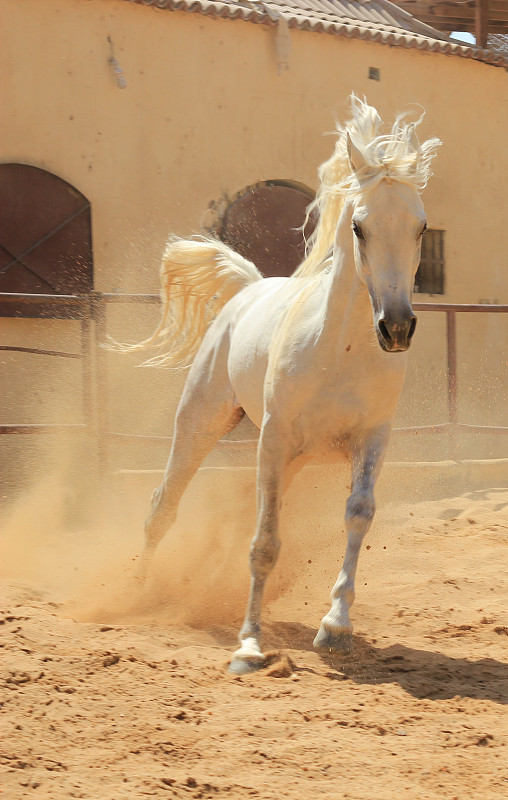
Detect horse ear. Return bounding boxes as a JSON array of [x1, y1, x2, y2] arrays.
[[346, 132, 367, 173]]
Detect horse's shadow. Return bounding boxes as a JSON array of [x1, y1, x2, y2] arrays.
[[211, 620, 508, 704]]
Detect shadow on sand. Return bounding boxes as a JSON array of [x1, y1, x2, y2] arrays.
[[211, 619, 508, 704]]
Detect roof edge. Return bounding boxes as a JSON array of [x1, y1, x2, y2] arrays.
[[124, 0, 508, 69]]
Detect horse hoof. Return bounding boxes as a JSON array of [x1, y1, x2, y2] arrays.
[[313, 626, 352, 654], [228, 657, 266, 676], [228, 637, 266, 675]]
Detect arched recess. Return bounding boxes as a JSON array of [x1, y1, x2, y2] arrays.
[[0, 164, 93, 318], [217, 180, 316, 278]]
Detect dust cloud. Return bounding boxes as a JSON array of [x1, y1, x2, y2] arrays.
[[0, 362, 506, 639], [0, 433, 344, 633], [0, 346, 346, 634], [0, 456, 249, 629]]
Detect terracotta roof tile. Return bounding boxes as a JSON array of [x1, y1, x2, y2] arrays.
[[125, 0, 508, 67]]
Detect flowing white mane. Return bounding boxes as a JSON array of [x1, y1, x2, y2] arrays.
[[294, 95, 441, 279]]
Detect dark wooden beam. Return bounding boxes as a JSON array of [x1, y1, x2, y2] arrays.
[[475, 0, 490, 46], [475, 0, 491, 46], [393, 1, 508, 36]]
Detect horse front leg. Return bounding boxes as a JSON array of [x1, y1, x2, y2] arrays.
[[229, 424, 291, 675], [314, 426, 390, 653]]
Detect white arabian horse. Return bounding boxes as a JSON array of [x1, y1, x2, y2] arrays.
[[122, 97, 440, 673]]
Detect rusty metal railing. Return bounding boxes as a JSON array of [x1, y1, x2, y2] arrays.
[[393, 302, 508, 457], [1, 292, 507, 467], [0, 293, 94, 437]]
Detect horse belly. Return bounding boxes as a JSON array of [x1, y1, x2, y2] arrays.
[[228, 350, 266, 429], [226, 280, 289, 428], [227, 320, 269, 430]]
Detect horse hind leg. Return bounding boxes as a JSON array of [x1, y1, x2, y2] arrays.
[[136, 347, 244, 580]]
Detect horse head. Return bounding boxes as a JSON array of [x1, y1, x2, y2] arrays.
[[344, 109, 440, 353]]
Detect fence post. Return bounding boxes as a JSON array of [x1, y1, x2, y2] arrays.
[[80, 312, 93, 430], [91, 291, 110, 479], [446, 309, 458, 459]]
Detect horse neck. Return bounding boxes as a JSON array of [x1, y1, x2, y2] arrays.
[[320, 201, 373, 343]]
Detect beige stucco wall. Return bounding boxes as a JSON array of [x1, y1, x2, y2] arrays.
[[1, 0, 507, 482]]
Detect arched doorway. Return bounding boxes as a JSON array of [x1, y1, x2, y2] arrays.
[[218, 180, 316, 278], [0, 164, 93, 317]]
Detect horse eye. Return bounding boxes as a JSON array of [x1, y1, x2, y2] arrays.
[[352, 221, 365, 241]]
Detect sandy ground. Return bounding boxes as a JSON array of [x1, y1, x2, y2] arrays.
[[0, 467, 507, 800]]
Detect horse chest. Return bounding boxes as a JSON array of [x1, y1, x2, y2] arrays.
[[285, 363, 403, 454]]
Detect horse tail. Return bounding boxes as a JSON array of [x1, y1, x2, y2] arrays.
[[110, 235, 263, 367]]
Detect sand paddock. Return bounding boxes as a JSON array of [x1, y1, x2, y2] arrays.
[[1, 463, 507, 799]]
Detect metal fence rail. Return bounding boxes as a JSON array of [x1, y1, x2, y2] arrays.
[[395, 302, 508, 457], [0, 293, 94, 439], [1, 291, 507, 468]]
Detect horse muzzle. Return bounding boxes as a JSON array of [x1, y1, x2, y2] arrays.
[[375, 312, 417, 352]]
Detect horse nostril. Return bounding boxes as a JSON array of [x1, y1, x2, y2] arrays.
[[377, 315, 416, 350], [378, 319, 391, 344]]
